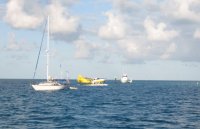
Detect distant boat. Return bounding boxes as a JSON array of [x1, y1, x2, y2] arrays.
[[120, 74, 132, 83], [92, 78, 106, 84], [69, 86, 78, 90], [77, 74, 108, 86], [32, 16, 66, 91]]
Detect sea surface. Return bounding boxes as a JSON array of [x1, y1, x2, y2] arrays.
[[0, 79, 200, 129]]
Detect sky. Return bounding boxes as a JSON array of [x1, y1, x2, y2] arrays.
[[0, 0, 200, 80]]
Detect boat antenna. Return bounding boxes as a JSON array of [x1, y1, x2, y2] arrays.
[[33, 18, 48, 79]]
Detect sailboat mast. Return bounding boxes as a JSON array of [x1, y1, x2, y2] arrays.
[[46, 16, 50, 81]]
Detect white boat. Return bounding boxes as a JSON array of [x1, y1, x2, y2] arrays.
[[90, 78, 108, 86], [120, 74, 132, 83], [32, 80, 66, 91], [69, 86, 78, 90], [32, 16, 66, 91], [92, 78, 105, 84]]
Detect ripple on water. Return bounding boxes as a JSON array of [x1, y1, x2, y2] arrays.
[[0, 80, 200, 128]]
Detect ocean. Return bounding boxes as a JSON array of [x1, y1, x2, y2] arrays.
[[0, 79, 199, 128]]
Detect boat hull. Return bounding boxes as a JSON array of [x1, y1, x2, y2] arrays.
[[77, 75, 106, 84], [84, 83, 108, 86], [32, 82, 66, 91], [121, 77, 132, 83], [121, 80, 132, 83]]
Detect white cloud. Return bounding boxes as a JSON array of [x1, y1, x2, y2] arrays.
[[74, 38, 113, 62], [118, 40, 140, 58], [116, 37, 153, 63], [4, 0, 81, 42], [144, 17, 179, 41], [143, 0, 160, 11], [47, 1, 80, 35], [98, 11, 127, 40], [194, 29, 200, 39], [5, 33, 22, 51], [4, 32, 36, 51], [4, 0, 43, 29], [161, 43, 177, 59], [163, 0, 200, 22], [0, 3, 6, 19], [74, 39, 98, 59], [110, 0, 138, 13], [3, 0, 200, 63], [54, 0, 79, 6]]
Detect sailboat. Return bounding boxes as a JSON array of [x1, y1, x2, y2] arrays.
[[32, 16, 66, 91]]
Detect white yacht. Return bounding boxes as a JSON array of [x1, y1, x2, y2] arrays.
[[120, 74, 132, 83]]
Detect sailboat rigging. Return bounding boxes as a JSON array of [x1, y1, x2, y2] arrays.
[[33, 20, 47, 79]]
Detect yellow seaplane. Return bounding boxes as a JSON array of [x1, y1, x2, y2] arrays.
[[77, 75, 108, 86]]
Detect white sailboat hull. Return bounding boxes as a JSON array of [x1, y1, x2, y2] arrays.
[[32, 82, 66, 91]]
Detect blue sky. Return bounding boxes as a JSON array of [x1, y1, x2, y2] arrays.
[[0, 0, 200, 80]]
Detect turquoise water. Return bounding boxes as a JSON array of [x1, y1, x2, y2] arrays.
[[0, 80, 200, 128]]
